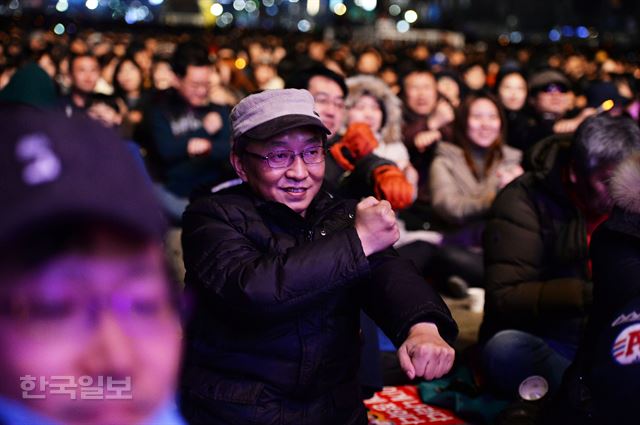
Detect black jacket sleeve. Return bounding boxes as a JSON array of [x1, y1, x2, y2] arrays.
[[360, 249, 458, 347]]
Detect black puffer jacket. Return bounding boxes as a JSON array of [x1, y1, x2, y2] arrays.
[[180, 184, 457, 425], [545, 155, 640, 425], [479, 135, 592, 344]]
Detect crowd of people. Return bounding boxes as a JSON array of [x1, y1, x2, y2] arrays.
[[2, 23, 640, 424]]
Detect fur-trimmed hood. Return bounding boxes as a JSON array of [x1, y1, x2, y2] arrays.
[[345, 75, 403, 146], [611, 153, 640, 214]]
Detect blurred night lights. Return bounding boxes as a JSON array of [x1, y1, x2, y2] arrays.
[[396, 19, 410, 33]]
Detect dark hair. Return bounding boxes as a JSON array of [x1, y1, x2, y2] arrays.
[[357, 48, 382, 64], [494, 68, 528, 93], [454, 91, 506, 178], [112, 56, 144, 98], [85, 93, 121, 112], [33, 49, 59, 76], [285, 65, 348, 97], [571, 114, 640, 176], [125, 40, 146, 57], [350, 89, 388, 129], [436, 69, 462, 85], [0, 217, 182, 313], [460, 61, 486, 74], [171, 41, 210, 78], [0, 217, 144, 271]]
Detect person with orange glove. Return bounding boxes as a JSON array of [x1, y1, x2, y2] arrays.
[[330, 122, 379, 171], [330, 122, 415, 210], [372, 164, 415, 210], [334, 75, 418, 210]]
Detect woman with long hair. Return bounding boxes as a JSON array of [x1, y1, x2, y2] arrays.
[[495, 68, 531, 152], [430, 91, 522, 228], [420, 92, 523, 296], [113, 55, 151, 138]]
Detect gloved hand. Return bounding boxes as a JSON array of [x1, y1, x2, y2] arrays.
[[329, 123, 379, 171], [372, 164, 415, 211]]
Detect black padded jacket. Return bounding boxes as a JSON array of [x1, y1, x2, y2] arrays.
[[179, 183, 457, 425]]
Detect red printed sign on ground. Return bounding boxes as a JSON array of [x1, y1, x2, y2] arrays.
[[365, 386, 465, 425]]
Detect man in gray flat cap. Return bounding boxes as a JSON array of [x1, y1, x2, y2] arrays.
[[179, 89, 458, 425]]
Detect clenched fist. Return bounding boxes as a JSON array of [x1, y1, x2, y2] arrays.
[[187, 137, 212, 157], [355, 197, 399, 256], [398, 322, 455, 380], [203, 111, 223, 135]]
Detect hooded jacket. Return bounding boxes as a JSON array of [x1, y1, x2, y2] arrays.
[[179, 183, 458, 425], [345, 75, 409, 169], [0, 62, 59, 109], [545, 154, 640, 425], [479, 134, 592, 344]]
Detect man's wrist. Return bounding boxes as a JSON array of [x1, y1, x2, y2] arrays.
[[408, 322, 438, 336]]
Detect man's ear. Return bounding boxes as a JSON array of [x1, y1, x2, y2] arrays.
[[230, 151, 248, 182]]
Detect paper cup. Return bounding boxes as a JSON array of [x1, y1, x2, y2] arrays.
[[467, 287, 485, 313]]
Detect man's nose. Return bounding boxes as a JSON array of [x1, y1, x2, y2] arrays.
[[81, 311, 135, 378], [322, 103, 338, 117], [285, 155, 310, 179], [197, 86, 208, 97]]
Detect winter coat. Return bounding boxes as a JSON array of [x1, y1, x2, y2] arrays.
[[345, 75, 412, 170], [429, 141, 522, 226], [401, 103, 455, 206], [335, 76, 414, 202], [504, 107, 537, 154], [547, 154, 640, 425], [479, 134, 592, 344], [138, 89, 234, 197], [179, 183, 458, 425]]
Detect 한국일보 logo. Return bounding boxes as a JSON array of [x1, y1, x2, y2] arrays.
[[612, 323, 640, 365]]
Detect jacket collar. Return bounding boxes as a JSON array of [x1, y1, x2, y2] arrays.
[[232, 182, 340, 225], [527, 133, 576, 206]]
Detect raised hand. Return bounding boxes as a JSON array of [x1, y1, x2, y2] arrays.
[[355, 196, 399, 256]]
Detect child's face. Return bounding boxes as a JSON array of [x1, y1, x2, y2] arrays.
[[348, 94, 383, 134]]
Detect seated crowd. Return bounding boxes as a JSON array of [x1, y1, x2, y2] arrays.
[[2, 25, 640, 424]]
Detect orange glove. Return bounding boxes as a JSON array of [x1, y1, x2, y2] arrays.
[[341, 123, 379, 158], [329, 123, 379, 171], [372, 164, 415, 211], [329, 142, 356, 171]]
